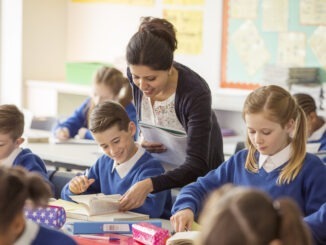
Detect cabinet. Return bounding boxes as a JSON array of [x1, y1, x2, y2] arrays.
[[26, 80, 91, 117]]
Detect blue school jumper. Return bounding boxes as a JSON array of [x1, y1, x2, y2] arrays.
[[305, 202, 326, 245], [54, 98, 138, 140], [308, 129, 326, 151], [172, 150, 326, 244], [32, 225, 77, 245], [61, 151, 172, 219], [13, 148, 48, 179]]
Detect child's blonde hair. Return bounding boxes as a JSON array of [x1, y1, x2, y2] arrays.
[[86, 66, 132, 125], [242, 85, 307, 184], [0, 104, 24, 140]]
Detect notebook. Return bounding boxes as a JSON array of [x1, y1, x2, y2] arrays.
[[139, 121, 187, 166]]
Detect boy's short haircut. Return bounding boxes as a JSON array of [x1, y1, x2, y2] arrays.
[[89, 100, 131, 133], [0, 104, 24, 140]]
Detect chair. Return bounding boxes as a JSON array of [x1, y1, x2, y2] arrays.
[[48, 170, 77, 199], [31, 116, 58, 131], [234, 141, 246, 153]]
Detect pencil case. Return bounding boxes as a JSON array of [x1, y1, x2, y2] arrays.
[[24, 205, 66, 229], [132, 222, 170, 245]]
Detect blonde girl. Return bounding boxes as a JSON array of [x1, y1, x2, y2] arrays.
[[171, 85, 326, 244], [54, 66, 137, 140]]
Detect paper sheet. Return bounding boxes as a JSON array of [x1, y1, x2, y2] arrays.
[[262, 0, 288, 32], [300, 0, 326, 25], [231, 20, 270, 76], [278, 32, 306, 66], [229, 0, 259, 19], [309, 26, 326, 68], [139, 123, 187, 167]]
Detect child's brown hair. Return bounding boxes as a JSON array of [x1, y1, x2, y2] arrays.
[[89, 100, 131, 134], [0, 166, 51, 232], [0, 104, 24, 140], [198, 185, 312, 245]]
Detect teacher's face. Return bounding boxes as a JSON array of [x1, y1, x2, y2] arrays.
[[129, 65, 170, 98]]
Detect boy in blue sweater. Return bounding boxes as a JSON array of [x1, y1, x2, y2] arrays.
[[61, 101, 171, 218], [0, 104, 49, 183], [54, 66, 138, 141], [171, 85, 326, 244]]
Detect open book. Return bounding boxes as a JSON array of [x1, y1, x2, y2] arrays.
[[139, 121, 187, 167], [50, 194, 149, 221], [166, 231, 200, 245]]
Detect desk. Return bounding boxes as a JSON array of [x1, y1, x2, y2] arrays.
[[25, 141, 101, 171]]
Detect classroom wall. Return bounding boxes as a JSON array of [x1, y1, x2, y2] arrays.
[[66, 0, 223, 91]]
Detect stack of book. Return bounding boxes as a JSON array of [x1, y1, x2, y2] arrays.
[[262, 65, 320, 88]]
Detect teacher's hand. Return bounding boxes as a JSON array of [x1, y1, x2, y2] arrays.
[[119, 178, 154, 211], [141, 140, 167, 153]]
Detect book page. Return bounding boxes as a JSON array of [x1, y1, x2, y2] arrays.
[[166, 231, 200, 245], [139, 122, 187, 167], [70, 194, 121, 215]]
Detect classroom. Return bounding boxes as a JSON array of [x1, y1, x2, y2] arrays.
[[0, 0, 326, 244]]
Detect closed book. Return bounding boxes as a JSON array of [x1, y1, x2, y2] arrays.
[[68, 220, 162, 234], [73, 233, 134, 244]]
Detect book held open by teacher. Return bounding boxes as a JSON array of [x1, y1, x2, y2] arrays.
[[139, 121, 187, 167]]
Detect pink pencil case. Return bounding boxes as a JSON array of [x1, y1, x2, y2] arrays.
[[132, 222, 170, 245], [24, 205, 66, 229]]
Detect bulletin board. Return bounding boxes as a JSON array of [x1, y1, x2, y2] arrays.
[[221, 0, 326, 90]]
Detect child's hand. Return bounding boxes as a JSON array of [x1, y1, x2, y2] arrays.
[[170, 209, 194, 232], [141, 140, 167, 153], [78, 127, 88, 139], [69, 175, 95, 194], [55, 127, 70, 140]]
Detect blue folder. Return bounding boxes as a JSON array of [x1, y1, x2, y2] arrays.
[[68, 220, 162, 234]]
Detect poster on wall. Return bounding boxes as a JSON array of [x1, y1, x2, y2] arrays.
[[163, 9, 203, 55], [71, 0, 155, 5]]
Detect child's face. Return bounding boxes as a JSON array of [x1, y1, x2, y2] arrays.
[[92, 83, 116, 105], [245, 113, 293, 156], [92, 123, 137, 164], [0, 133, 22, 160]]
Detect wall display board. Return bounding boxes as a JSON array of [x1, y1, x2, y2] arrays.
[[221, 0, 326, 89]]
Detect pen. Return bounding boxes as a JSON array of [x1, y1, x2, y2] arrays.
[[78, 234, 120, 241]]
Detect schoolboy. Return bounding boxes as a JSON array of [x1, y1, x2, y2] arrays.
[[61, 101, 171, 218], [0, 104, 49, 182]]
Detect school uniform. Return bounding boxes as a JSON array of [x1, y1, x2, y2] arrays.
[[1, 148, 50, 182], [308, 122, 326, 151], [61, 146, 172, 219], [54, 98, 138, 140], [15, 219, 76, 245], [172, 145, 326, 244], [305, 202, 326, 244]]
